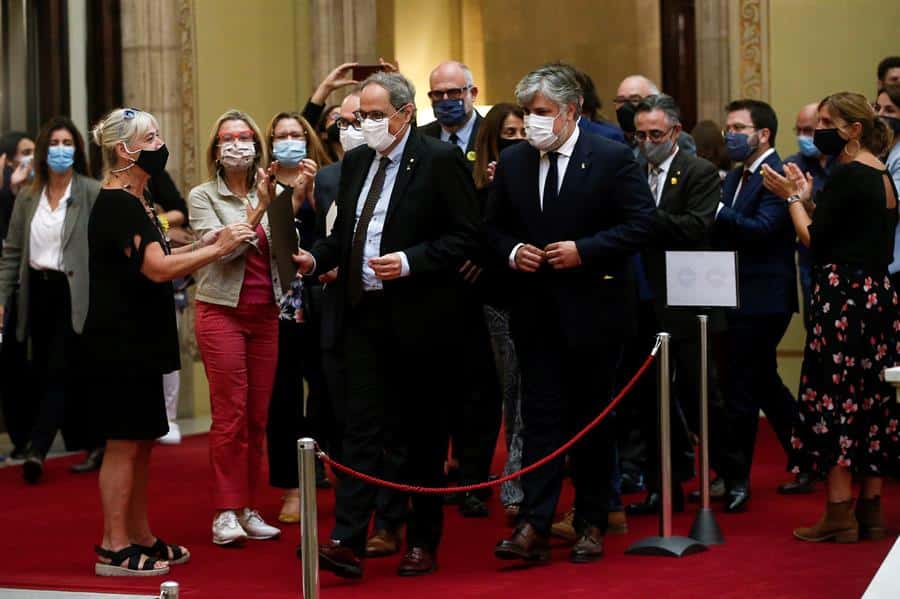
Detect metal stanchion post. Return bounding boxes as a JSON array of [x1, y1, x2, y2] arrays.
[[627, 333, 707, 557], [159, 581, 179, 599], [298, 438, 319, 599], [689, 315, 724, 544]]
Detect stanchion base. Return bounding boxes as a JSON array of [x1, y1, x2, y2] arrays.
[[626, 535, 707, 557], [689, 507, 725, 545]]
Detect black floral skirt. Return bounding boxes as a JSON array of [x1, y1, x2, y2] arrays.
[[789, 264, 900, 476]]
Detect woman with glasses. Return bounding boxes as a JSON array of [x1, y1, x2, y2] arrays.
[[87, 108, 253, 575], [261, 111, 335, 523], [190, 110, 284, 547], [0, 117, 104, 483], [763, 92, 899, 543]]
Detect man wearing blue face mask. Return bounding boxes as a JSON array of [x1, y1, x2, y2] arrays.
[[420, 61, 482, 170], [712, 99, 800, 513]]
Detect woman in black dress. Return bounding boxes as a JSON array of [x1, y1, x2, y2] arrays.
[[86, 108, 256, 576], [763, 92, 899, 543]]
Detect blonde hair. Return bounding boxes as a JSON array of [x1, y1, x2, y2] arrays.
[[819, 92, 894, 156], [91, 108, 160, 179], [204, 109, 267, 188]]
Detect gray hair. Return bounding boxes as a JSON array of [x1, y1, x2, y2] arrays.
[[360, 71, 416, 110], [636, 94, 681, 126], [515, 64, 581, 111]]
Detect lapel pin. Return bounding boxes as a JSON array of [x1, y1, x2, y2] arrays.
[[581, 162, 586, 169], [466, 150, 476, 162], [671, 177, 678, 185]]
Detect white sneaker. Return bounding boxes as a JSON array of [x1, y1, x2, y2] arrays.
[[238, 508, 281, 540], [212, 510, 249, 546], [158, 421, 182, 445]]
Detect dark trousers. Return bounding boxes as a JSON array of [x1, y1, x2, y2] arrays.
[[331, 293, 450, 555], [718, 312, 797, 483], [27, 269, 95, 456], [514, 317, 621, 535], [0, 292, 35, 451]]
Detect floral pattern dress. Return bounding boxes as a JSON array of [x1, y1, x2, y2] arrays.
[[789, 264, 900, 476]]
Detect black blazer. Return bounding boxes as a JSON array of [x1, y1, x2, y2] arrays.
[[419, 112, 483, 170], [641, 150, 722, 336], [713, 151, 798, 317], [485, 130, 655, 345], [310, 129, 480, 344]]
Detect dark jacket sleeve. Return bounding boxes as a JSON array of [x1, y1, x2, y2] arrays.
[[715, 187, 790, 246], [653, 157, 720, 246], [484, 157, 521, 266], [404, 145, 480, 274], [309, 159, 351, 274], [302, 100, 325, 129], [575, 145, 655, 264]]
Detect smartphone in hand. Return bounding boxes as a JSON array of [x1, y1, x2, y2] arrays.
[[352, 64, 387, 81]]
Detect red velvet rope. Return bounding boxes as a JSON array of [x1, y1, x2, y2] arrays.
[[316, 350, 657, 495]]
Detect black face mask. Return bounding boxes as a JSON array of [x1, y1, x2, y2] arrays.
[[813, 128, 848, 156], [616, 102, 638, 133], [135, 144, 169, 177], [326, 122, 340, 144], [882, 116, 900, 137], [498, 137, 524, 153]]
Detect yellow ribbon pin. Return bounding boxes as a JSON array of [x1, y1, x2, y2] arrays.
[[670, 177, 678, 185], [466, 150, 476, 162]]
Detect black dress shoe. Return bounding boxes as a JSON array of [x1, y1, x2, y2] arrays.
[[625, 485, 685, 516], [459, 492, 489, 518], [318, 540, 363, 579], [397, 547, 437, 576], [688, 477, 726, 502], [22, 449, 44, 484], [570, 526, 604, 563], [725, 484, 751, 513], [495, 522, 551, 562], [777, 472, 814, 495], [70, 448, 104, 474]]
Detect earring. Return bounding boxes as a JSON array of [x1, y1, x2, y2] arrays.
[[843, 138, 861, 158]]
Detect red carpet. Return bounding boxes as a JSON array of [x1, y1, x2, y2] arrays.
[[0, 421, 895, 598]]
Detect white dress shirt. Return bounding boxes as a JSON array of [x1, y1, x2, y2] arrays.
[[354, 127, 412, 290], [716, 147, 775, 217], [440, 111, 477, 154], [509, 126, 581, 267], [649, 146, 679, 206], [29, 181, 72, 271]]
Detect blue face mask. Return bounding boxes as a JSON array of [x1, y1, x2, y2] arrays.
[[272, 139, 307, 167], [797, 135, 820, 158], [47, 145, 75, 173], [433, 98, 467, 126], [724, 132, 757, 162]]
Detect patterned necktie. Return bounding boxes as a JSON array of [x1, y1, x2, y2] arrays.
[[348, 156, 391, 305], [543, 151, 559, 208], [648, 166, 662, 204]]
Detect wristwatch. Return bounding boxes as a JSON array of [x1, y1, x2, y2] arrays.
[[787, 194, 803, 205]]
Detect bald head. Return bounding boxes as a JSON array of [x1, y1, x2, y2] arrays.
[[614, 75, 660, 109], [430, 61, 474, 89], [795, 102, 819, 137]]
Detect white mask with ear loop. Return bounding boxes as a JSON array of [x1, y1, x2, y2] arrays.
[[362, 106, 409, 153], [525, 110, 567, 151]]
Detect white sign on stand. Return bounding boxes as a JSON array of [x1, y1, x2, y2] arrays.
[[665, 251, 739, 308]]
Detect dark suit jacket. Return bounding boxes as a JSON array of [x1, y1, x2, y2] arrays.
[[312, 161, 342, 350], [485, 130, 655, 345], [310, 129, 480, 345], [579, 118, 626, 144], [419, 112, 483, 170], [641, 150, 722, 336], [712, 151, 798, 316]]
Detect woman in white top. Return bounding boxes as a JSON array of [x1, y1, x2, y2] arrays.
[[0, 117, 103, 483]]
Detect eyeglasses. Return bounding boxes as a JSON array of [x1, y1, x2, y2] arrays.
[[335, 117, 362, 131], [218, 130, 255, 144], [634, 127, 674, 142], [613, 95, 643, 105], [722, 123, 756, 136], [794, 126, 815, 136], [427, 86, 471, 102], [354, 106, 406, 123]]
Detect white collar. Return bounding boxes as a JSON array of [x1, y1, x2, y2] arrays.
[[746, 148, 775, 174], [442, 110, 476, 143], [541, 124, 580, 159], [39, 179, 73, 211]]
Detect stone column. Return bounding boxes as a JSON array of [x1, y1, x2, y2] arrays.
[[310, 0, 378, 104], [695, 0, 731, 124]]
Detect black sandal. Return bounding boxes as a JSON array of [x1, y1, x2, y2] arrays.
[[132, 537, 191, 565], [94, 545, 170, 577]]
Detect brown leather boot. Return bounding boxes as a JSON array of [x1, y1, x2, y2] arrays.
[[793, 500, 858, 543], [856, 496, 887, 540]]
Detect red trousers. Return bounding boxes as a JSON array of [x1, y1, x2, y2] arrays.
[[196, 301, 279, 509]]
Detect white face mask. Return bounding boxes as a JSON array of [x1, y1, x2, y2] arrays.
[[524, 111, 565, 151], [339, 126, 367, 153], [219, 140, 256, 170], [362, 107, 408, 153]]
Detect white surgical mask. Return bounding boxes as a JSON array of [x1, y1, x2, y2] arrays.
[[524, 111, 565, 151], [339, 126, 367, 153], [219, 140, 256, 169], [362, 107, 408, 154]]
